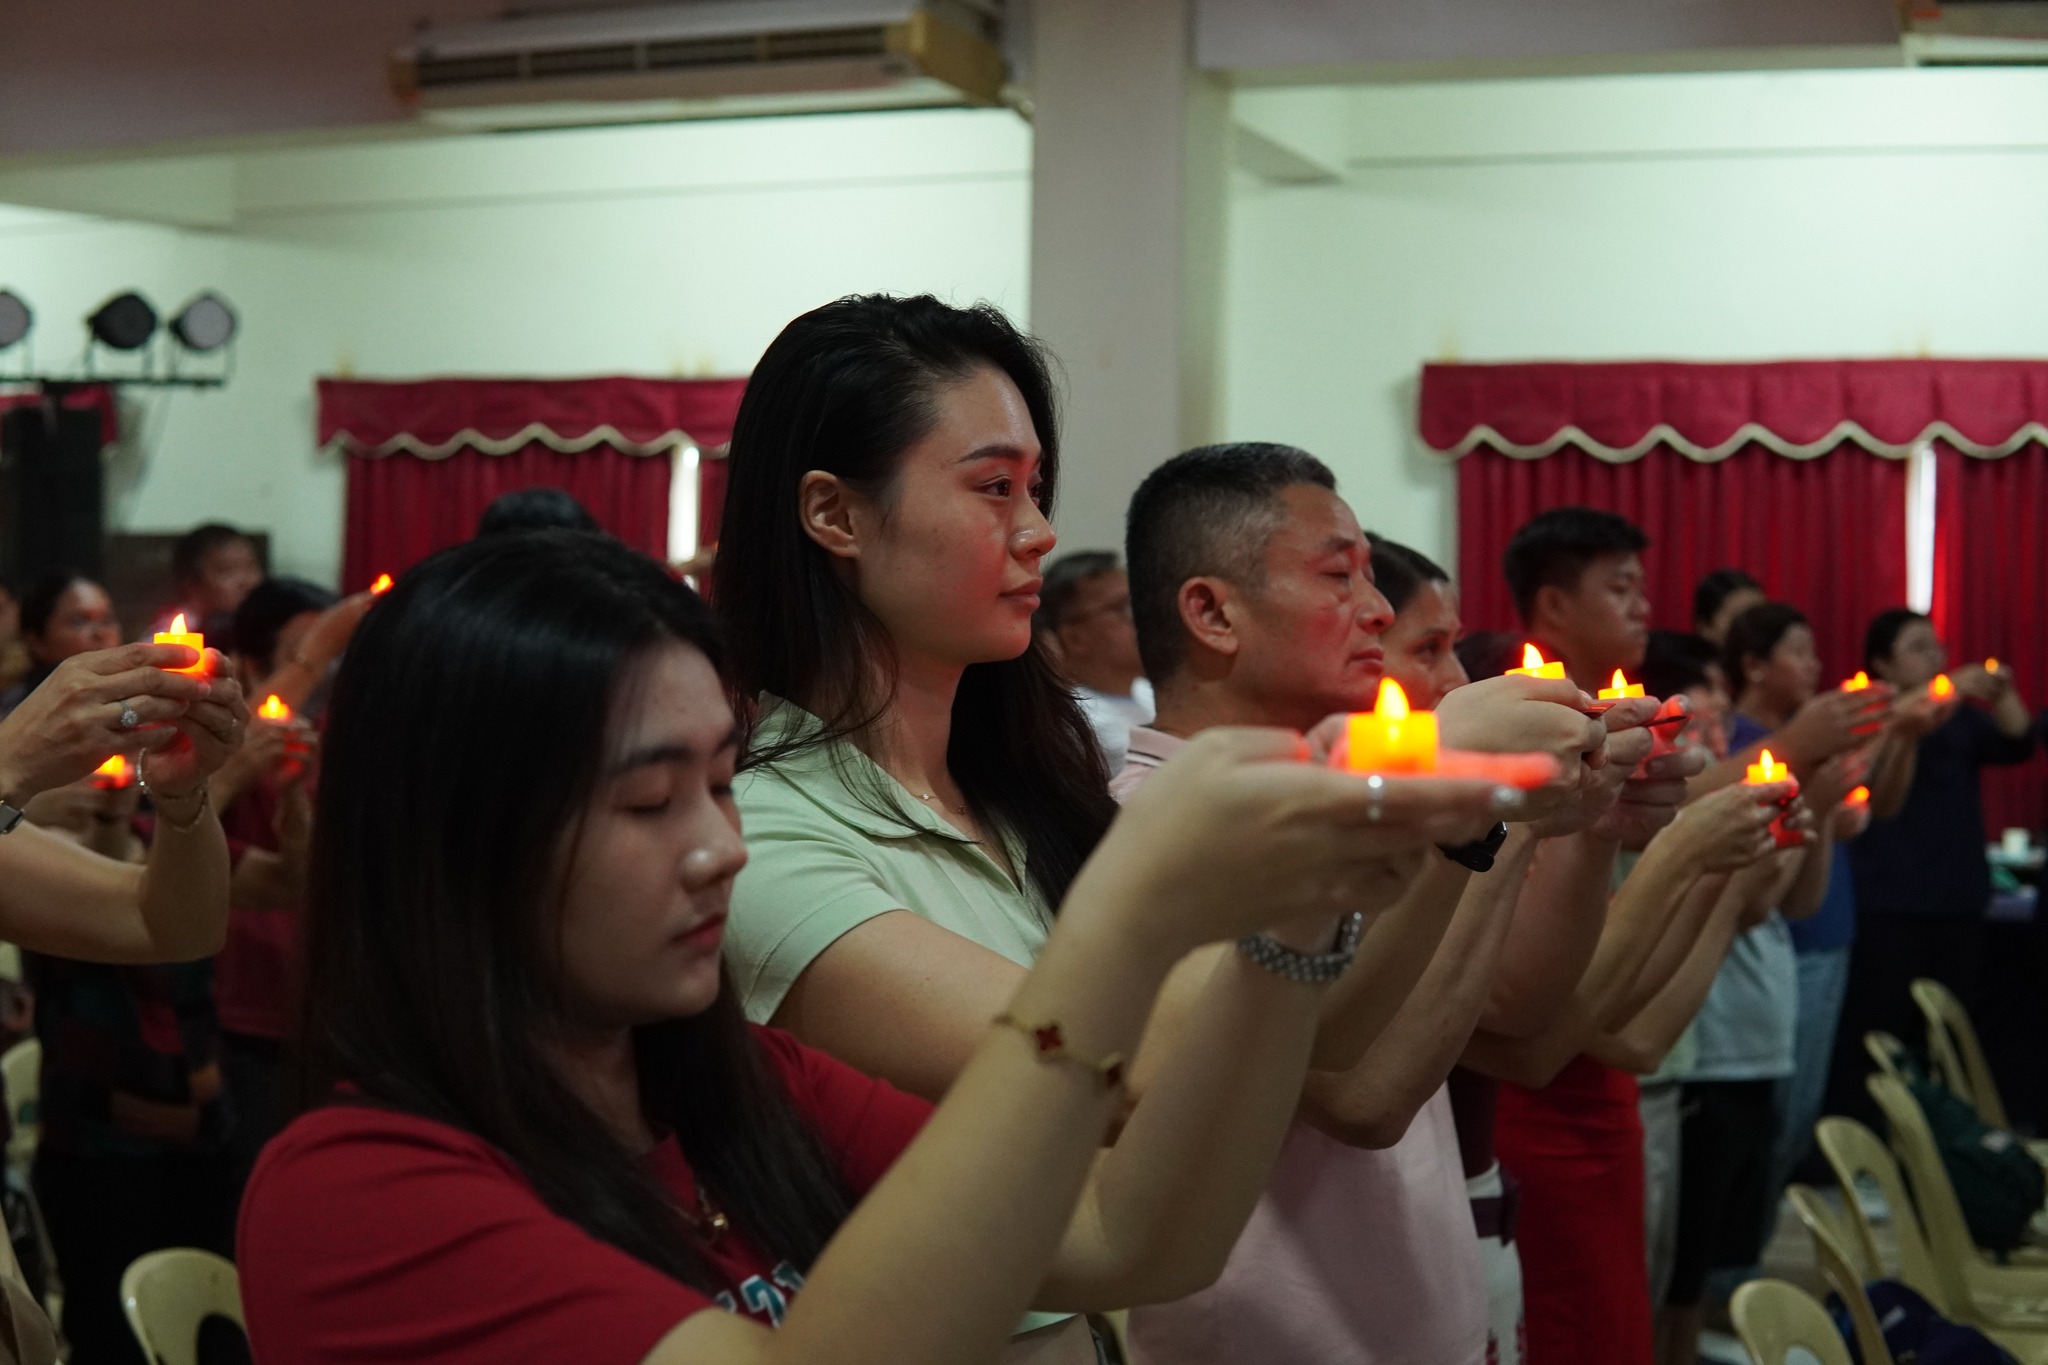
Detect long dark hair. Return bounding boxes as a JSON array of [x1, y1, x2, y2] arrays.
[[302, 530, 852, 1290], [715, 294, 1115, 908]]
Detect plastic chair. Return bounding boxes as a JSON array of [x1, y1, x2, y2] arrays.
[[1, 1038, 39, 1175], [1912, 979, 2011, 1131], [1865, 1031, 1914, 1090], [120, 1248, 245, 1365], [1817, 1116, 1949, 1303], [1732, 1278, 1856, 1365], [1866, 1074, 2048, 1328], [1787, 1183, 1894, 1365]]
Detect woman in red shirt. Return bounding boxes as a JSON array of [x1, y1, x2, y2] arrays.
[[238, 530, 1510, 1365]]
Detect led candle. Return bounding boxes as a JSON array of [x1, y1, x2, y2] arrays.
[[258, 694, 291, 722], [1848, 785, 1870, 808], [1745, 748, 1789, 786], [369, 573, 394, 596], [1931, 674, 1955, 700], [153, 613, 206, 675], [1844, 671, 1871, 692], [1346, 679, 1439, 775], [91, 754, 133, 790], [1598, 669, 1646, 700], [1507, 644, 1567, 680], [1987, 658, 2001, 675]]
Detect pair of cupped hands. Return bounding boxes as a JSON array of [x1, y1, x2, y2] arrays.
[[0, 643, 250, 809], [1079, 675, 1796, 965]]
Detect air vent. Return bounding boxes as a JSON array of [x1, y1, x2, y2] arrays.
[[395, 3, 1005, 123]]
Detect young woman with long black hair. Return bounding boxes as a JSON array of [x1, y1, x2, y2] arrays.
[[236, 530, 1511, 1364], [711, 296, 1524, 1359]]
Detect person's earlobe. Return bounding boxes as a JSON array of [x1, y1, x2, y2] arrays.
[[798, 472, 861, 561]]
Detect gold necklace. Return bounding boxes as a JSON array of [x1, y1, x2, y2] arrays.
[[681, 1185, 729, 1244]]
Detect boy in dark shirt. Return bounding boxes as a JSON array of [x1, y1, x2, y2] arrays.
[[1835, 608, 2036, 1122]]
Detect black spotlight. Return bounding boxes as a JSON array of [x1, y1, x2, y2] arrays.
[[170, 292, 236, 352], [0, 291, 29, 350], [87, 292, 158, 351]]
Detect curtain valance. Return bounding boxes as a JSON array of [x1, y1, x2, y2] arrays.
[[0, 384, 119, 445], [317, 376, 748, 460], [1420, 360, 2048, 463]]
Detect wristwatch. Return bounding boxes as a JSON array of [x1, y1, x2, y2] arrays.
[[1439, 821, 1511, 873]]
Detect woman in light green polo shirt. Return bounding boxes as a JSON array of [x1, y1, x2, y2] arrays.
[[714, 295, 1507, 1360]]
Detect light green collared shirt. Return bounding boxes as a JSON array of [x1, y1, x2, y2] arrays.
[[726, 698, 1056, 1026], [726, 699, 1073, 1339]]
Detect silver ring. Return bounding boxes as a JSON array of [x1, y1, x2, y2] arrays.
[[1365, 774, 1385, 823], [117, 702, 141, 731]]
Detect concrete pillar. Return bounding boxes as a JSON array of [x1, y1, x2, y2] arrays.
[[1027, 0, 1225, 556]]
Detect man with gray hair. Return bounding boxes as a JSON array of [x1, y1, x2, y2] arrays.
[[1033, 550, 1151, 770]]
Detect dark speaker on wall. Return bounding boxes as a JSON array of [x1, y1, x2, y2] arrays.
[[0, 393, 106, 587]]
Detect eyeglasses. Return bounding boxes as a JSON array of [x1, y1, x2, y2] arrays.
[[1064, 597, 1132, 626]]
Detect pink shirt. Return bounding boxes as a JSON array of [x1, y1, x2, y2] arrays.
[[1116, 729, 1488, 1365]]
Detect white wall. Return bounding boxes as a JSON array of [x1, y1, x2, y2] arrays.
[[0, 108, 1032, 584], [1219, 67, 2048, 565]]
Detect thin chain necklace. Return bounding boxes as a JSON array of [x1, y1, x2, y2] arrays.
[[909, 787, 981, 845], [681, 1185, 730, 1244]]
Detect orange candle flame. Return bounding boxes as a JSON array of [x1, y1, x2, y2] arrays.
[[1931, 674, 1955, 700], [258, 694, 291, 722], [1507, 643, 1568, 680], [370, 573, 394, 596], [153, 614, 206, 675], [1745, 748, 1789, 785], [92, 754, 132, 789], [1844, 671, 1870, 691], [1987, 658, 2001, 674], [1849, 785, 1870, 806]]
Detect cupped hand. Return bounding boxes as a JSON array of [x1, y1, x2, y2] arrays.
[[140, 674, 251, 797], [1092, 726, 1518, 955], [1592, 695, 1664, 772], [0, 644, 216, 802], [1437, 674, 1604, 762], [1951, 663, 2006, 705], [1801, 749, 1869, 816], [1780, 685, 1894, 768], [1527, 701, 1666, 840], [1663, 778, 1792, 871]]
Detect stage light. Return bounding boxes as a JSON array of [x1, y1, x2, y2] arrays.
[[0, 291, 29, 350], [87, 292, 158, 351], [170, 293, 236, 352]]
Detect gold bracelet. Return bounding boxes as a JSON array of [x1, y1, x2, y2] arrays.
[[992, 1012, 1126, 1092], [141, 780, 212, 834]]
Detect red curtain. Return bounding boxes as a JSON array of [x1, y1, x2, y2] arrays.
[[0, 385, 119, 442], [1455, 442, 1906, 684], [1933, 443, 2048, 836], [320, 377, 746, 592]]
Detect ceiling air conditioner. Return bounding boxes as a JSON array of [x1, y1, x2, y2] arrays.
[[392, 0, 1008, 131], [1901, 0, 2048, 64]]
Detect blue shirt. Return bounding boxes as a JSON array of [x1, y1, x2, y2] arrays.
[[1730, 713, 1856, 953]]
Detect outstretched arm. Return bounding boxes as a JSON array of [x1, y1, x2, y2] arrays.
[[1301, 827, 1539, 1148]]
